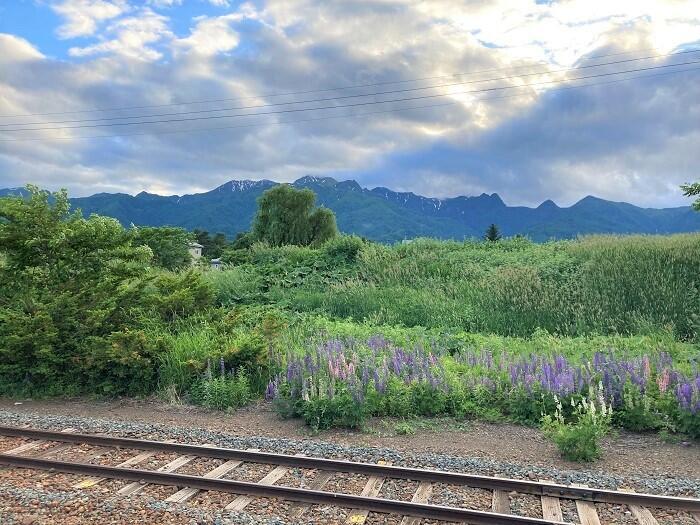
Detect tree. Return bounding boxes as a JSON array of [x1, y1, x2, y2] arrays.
[[210, 232, 227, 258], [484, 223, 502, 242], [131, 226, 192, 270], [0, 186, 212, 396], [0, 186, 153, 393], [681, 182, 700, 211], [252, 185, 338, 246], [231, 231, 255, 250], [193, 229, 228, 258]]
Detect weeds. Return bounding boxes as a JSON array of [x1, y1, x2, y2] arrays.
[[541, 388, 613, 462]]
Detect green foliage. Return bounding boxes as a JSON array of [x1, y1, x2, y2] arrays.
[[614, 384, 662, 432], [0, 186, 154, 395], [321, 235, 365, 263], [677, 409, 700, 438], [541, 392, 612, 462], [252, 185, 338, 247], [209, 233, 700, 340], [484, 223, 502, 241], [681, 182, 700, 211], [308, 207, 338, 246], [145, 270, 213, 322], [297, 391, 366, 432], [231, 231, 255, 250], [131, 226, 192, 270], [192, 369, 252, 410], [157, 324, 219, 394], [394, 421, 416, 435], [85, 329, 165, 396], [193, 229, 228, 258]]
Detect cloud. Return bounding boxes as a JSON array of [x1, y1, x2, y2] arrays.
[[68, 8, 172, 60], [52, 0, 129, 39], [174, 14, 244, 56], [0, 34, 45, 63], [359, 60, 700, 207], [147, 0, 183, 7], [1, 0, 699, 208]]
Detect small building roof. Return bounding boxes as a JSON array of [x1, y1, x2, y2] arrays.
[[188, 242, 204, 248]]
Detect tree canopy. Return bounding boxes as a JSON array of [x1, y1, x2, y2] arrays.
[[252, 185, 338, 246], [681, 182, 700, 211], [132, 225, 192, 270], [0, 186, 212, 396], [193, 229, 228, 258]]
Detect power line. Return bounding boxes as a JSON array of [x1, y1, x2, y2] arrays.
[[3, 48, 697, 128], [2, 58, 698, 133], [1, 65, 696, 143], [0, 45, 694, 119]]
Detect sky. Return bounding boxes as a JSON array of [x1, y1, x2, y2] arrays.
[[0, 0, 699, 207]]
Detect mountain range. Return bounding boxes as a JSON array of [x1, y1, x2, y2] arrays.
[[2, 176, 700, 242]]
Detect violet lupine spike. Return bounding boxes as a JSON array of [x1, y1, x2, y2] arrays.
[[265, 378, 279, 400]]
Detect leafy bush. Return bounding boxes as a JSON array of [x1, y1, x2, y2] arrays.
[[0, 186, 156, 395], [85, 329, 165, 396], [542, 391, 612, 462], [321, 235, 365, 263], [192, 369, 252, 410], [146, 270, 213, 323], [298, 391, 366, 431], [131, 226, 192, 270], [614, 384, 661, 432]]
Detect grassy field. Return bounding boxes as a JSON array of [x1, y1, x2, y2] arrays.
[[209, 234, 700, 339]]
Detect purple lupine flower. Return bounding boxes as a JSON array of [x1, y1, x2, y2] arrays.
[[265, 378, 279, 400]]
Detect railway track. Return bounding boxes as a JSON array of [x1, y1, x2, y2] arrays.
[[0, 425, 698, 524]]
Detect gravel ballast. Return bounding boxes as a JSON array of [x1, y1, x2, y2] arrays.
[[0, 409, 698, 524]]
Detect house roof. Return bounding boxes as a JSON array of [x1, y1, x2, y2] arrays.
[[188, 242, 204, 248]]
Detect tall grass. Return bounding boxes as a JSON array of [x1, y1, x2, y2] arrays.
[[157, 326, 219, 394], [213, 233, 700, 340]]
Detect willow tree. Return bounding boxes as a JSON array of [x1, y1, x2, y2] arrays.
[[252, 185, 338, 246]]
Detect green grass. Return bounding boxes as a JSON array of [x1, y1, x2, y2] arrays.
[[214, 233, 700, 340], [156, 325, 220, 394]]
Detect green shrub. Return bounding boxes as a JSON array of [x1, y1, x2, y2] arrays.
[[411, 382, 448, 416], [677, 410, 700, 439], [394, 421, 415, 435], [298, 392, 366, 431], [614, 384, 661, 432], [193, 369, 252, 410], [205, 267, 264, 305], [542, 393, 612, 462], [146, 270, 213, 323], [321, 235, 365, 263], [85, 329, 165, 396]]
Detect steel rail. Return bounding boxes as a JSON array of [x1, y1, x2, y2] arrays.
[[1, 425, 698, 512], [0, 454, 564, 525]]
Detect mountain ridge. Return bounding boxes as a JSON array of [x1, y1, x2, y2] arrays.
[[1, 177, 699, 242]]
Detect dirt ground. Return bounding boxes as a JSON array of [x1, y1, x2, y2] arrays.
[[1, 397, 698, 480]]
